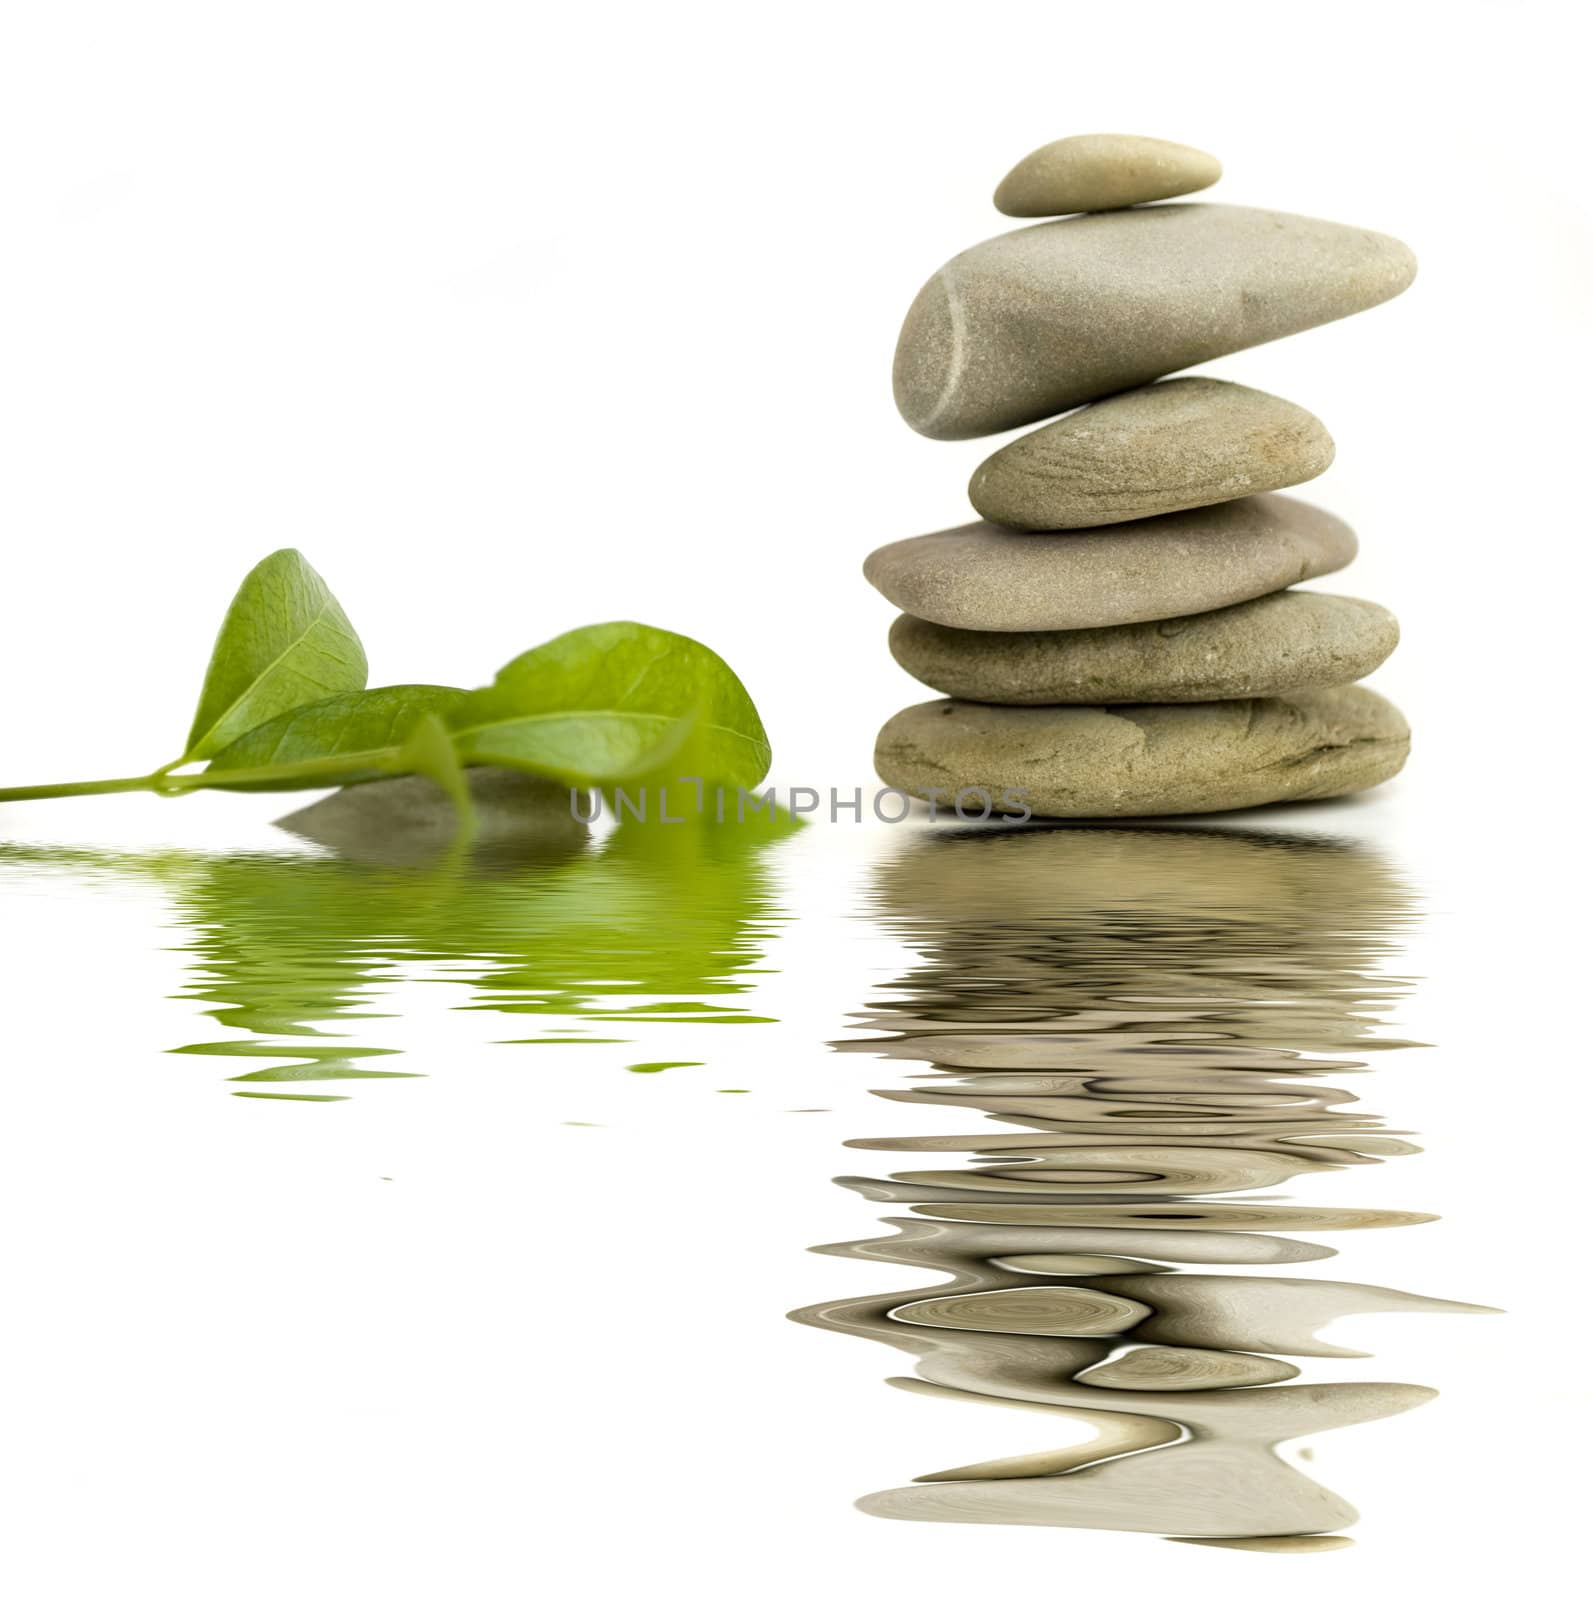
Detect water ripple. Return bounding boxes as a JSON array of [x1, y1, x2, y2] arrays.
[[792, 824, 1493, 1553]]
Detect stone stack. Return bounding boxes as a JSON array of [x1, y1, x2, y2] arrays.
[[867, 134, 1414, 818]]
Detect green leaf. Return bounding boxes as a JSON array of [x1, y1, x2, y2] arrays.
[[396, 711, 478, 843], [203, 685, 465, 791], [448, 622, 771, 790], [179, 549, 368, 763]]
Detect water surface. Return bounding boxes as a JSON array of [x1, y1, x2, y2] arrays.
[[0, 809, 794, 1099], [0, 810, 1493, 1565], [794, 824, 1491, 1552]]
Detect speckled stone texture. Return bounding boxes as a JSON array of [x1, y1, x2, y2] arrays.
[[994, 133, 1221, 217], [277, 768, 586, 866], [863, 494, 1355, 632], [893, 205, 1416, 440], [968, 378, 1334, 530], [873, 686, 1410, 818], [888, 592, 1397, 704]]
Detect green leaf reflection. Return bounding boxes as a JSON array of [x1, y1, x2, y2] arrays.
[[0, 799, 796, 1099]]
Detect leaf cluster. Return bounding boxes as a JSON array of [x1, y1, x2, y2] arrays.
[[0, 550, 772, 820]]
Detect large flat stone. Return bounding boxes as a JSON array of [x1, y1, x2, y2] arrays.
[[873, 686, 1410, 818], [277, 767, 587, 866], [888, 592, 1398, 703], [894, 205, 1416, 439], [863, 494, 1356, 632]]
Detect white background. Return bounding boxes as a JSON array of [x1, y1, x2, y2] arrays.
[[0, 2, 1588, 1596]]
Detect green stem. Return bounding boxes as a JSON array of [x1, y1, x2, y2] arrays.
[[0, 750, 398, 805], [159, 752, 400, 792], [0, 773, 161, 803]]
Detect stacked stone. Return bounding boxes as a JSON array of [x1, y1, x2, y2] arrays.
[[867, 134, 1414, 818]]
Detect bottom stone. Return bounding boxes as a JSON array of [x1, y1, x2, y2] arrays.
[[873, 686, 1409, 818]]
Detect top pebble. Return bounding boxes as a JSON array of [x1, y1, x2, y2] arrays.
[[995, 133, 1221, 217]]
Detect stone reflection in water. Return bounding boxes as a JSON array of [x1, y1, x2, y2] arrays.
[[793, 825, 1492, 1554], [0, 797, 794, 1100]]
